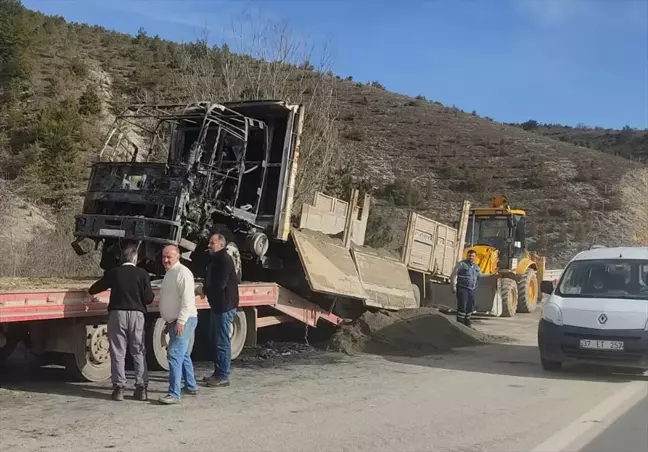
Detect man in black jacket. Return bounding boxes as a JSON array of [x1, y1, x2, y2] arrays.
[[88, 244, 155, 401], [202, 233, 239, 387]]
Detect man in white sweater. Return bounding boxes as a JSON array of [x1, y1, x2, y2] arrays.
[[157, 245, 198, 404]]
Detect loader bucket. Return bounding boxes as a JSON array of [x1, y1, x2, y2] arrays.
[[351, 246, 418, 310], [426, 275, 502, 317], [473, 275, 503, 317], [291, 229, 367, 300]]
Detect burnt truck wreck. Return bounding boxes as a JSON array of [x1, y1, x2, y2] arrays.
[[72, 100, 304, 279], [73, 99, 419, 318]]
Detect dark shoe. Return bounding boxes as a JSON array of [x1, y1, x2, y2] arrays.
[[205, 376, 230, 387], [182, 387, 197, 396], [158, 395, 180, 405], [133, 385, 148, 401], [111, 386, 124, 401]]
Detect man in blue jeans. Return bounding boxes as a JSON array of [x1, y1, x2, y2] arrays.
[[202, 233, 239, 387], [157, 245, 199, 404]]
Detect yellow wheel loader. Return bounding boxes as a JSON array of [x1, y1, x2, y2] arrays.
[[463, 195, 545, 317]]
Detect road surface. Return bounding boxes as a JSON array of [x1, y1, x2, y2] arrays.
[[1, 311, 646, 452], [582, 396, 648, 452]]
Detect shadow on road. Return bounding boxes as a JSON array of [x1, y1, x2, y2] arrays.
[[334, 311, 648, 384], [382, 343, 648, 383]]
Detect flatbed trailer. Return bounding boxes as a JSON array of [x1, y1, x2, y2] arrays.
[[0, 280, 343, 382]]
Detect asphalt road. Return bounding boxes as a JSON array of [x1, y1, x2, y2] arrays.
[[1, 311, 646, 452], [582, 395, 648, 452]]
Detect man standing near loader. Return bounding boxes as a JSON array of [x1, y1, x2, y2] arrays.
[[450, 249, 483, 328]]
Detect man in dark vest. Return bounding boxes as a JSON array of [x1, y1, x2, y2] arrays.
[[450, 249, 483, 327]]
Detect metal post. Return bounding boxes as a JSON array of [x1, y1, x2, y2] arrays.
[[456, 200, 471, 263], [342, 189, 359, 249]]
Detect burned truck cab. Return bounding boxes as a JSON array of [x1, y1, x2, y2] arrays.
[[72, 100, 304, 278]]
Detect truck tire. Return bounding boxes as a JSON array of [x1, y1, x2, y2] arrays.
[[0, 325, 18, 364], [231, 310, 248, 360], [65, 322, 111, 382], [517, 268, 538, 314], [411, 283, 421, 308], [226, 242, 243, 284], [500, 277, 518, 318], [146, 317, 195, 371], [209, 224, 243, 283]]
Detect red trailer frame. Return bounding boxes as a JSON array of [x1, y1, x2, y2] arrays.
[[0, 281, 342, 382]]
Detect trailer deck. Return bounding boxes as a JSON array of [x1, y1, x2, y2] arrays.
[[0, 279, 343, 381]]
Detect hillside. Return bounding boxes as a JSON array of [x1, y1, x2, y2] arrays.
[[508, 121, 648, 163], [1, 1, 647, 272]]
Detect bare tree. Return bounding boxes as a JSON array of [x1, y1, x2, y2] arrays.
[[170, 9, 342, 207]]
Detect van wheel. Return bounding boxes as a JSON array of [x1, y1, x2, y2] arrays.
[[541, 357, 562, 371]]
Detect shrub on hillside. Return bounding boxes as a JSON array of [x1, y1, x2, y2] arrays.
[[364, 204, 394, 249], [343, 127, 366, 142], [78, 84, 102, 116], [382, 178, 426, 208]]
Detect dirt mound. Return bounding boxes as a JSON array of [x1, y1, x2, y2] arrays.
[[0, 277, 98, 292], [329, 307, 507, 356]]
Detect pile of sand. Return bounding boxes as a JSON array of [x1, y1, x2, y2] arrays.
[[329, 307, 509, 356]]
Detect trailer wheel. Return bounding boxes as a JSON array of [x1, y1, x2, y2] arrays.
[[231, 310, 248, 360], [500, 278, 518, 318], [516, 268, 538, 313], [65, 322, 111, 382], [146, 317, 195, 371], [0, 329, 18, 364], [411, 283, 421, 308]]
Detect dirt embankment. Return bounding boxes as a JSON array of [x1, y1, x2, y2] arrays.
[[0, 277, 98, 292], [329, 307, 511, 356]]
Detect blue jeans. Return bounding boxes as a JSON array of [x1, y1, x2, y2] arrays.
[[210, 309, 236, 380], [167, 316, 198, 399]]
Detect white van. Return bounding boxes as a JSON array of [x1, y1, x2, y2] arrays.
[[538, 247, 648, 372]]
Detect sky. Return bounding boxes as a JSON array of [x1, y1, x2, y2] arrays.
[[22, 0, 648, 129]]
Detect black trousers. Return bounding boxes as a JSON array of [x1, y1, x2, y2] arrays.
[[456, 286, 475, 326]]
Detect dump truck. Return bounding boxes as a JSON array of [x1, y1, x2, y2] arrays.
[[461, 195, 546, 317]]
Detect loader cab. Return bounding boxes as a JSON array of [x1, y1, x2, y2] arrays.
[[464, 196, 528, 270]]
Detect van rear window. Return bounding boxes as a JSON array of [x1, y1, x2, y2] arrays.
[[557, 260, 648, 300]]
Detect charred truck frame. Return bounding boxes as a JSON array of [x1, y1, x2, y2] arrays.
[[72, 101, 303, 279]]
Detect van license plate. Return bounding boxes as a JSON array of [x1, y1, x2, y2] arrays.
[[99, 228, 125, 238], [579, 339, 624, 351]]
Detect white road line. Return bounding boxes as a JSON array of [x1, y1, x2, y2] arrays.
[[530, 380, 648, 452]]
